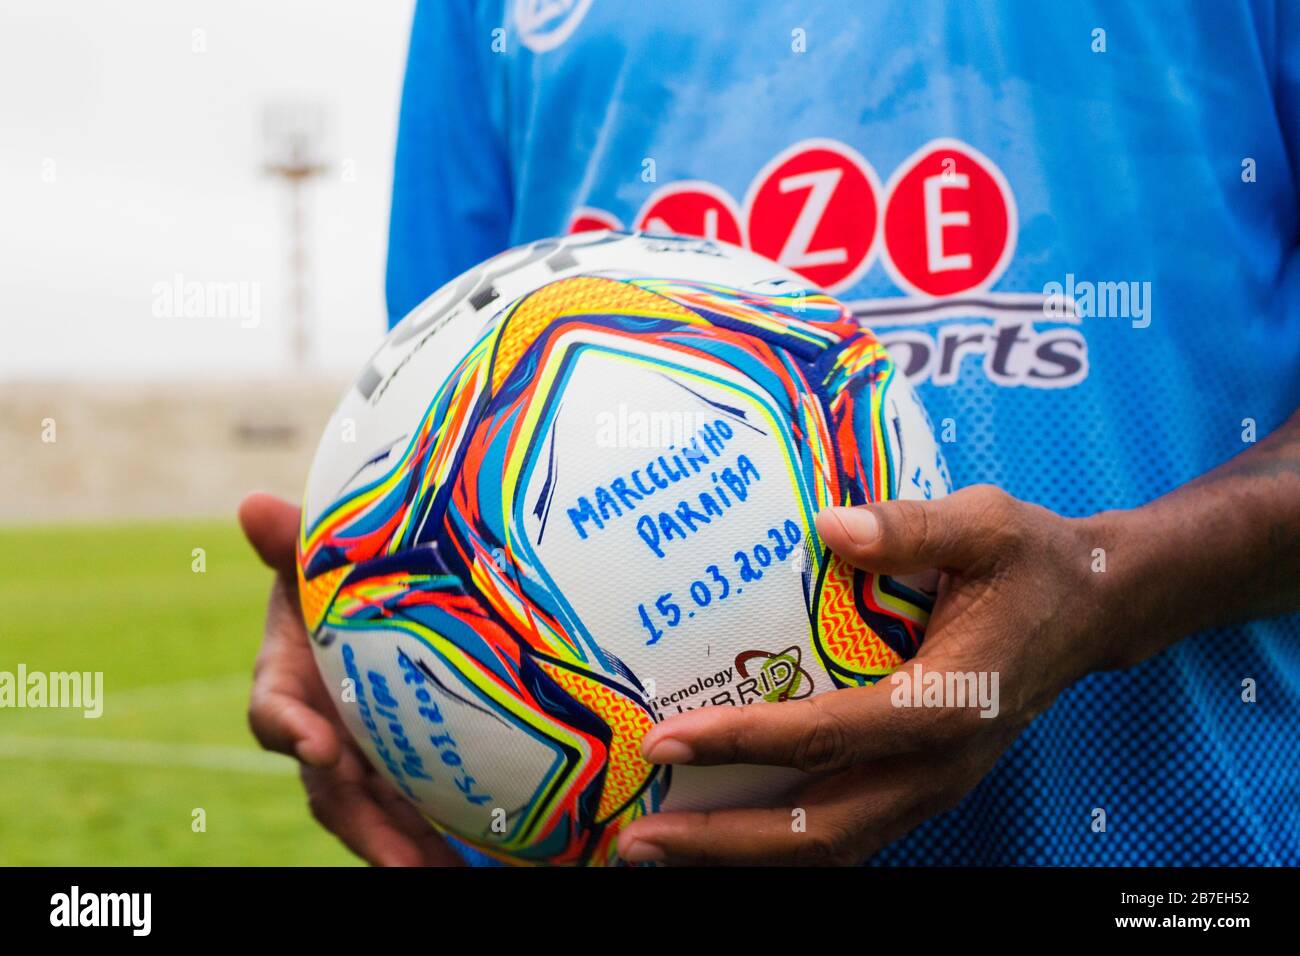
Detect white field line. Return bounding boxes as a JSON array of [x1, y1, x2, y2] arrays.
[[0, 735, 296, 776], [0, 673, 294, 776], [101, 673, 253, 709]]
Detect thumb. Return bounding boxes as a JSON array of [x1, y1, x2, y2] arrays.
[[238, 492, 302, 577], [814, 484, 1009, 576]]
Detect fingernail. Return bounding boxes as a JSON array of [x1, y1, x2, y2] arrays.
[[643, 737, 695, 764], [821, 507, 879, 546], [620, 840, 667, 863]]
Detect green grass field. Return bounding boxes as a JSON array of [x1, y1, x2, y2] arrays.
[[0, 520, 360, 866]]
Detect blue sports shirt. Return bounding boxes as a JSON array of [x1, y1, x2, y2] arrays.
[[386, 0, 1300, 864]]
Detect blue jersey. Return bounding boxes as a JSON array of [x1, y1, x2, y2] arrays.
[[386, 0, 1300, 864]]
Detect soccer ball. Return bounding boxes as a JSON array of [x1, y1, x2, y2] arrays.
[[297, 231, 951, 865]]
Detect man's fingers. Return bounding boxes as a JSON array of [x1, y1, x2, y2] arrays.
[[248, 686, 342, 767], [302, 756, 427, 867], [247, 571, 341, 764], [642, 673, 981, 773], [815, 483, 1016, 576], [238, 492, 302, 577], [619, 753, 957, 866], [242, 492, 459, 866], [365, 777, 467, 867], [617, 802, 867, 866]]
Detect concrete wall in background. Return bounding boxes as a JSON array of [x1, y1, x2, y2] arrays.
[[2, 377, 347, 523]]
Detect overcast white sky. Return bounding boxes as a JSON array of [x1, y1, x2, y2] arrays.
[[0, 0, 416, 379]]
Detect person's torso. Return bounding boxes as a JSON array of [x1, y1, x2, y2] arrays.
[[446, 0, 1300, 863]]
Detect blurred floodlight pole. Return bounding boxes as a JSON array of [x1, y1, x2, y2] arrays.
[[262, 100, 331, 367]]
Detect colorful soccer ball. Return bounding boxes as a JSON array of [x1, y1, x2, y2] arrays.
[[297, 231, 951, 865]]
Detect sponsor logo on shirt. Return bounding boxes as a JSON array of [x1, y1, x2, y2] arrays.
[[570, 137, 1088, 390]]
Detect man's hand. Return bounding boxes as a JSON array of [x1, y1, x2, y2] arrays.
[[239, 492, 462, 867], [615, 409, 1300, 866], [616, 485, 1108, 866]]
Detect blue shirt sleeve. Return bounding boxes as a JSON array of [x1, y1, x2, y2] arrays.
[[386, 0, 513, 328], [1282, 1, 1300, 213], [1276, 0, 1300, 337]]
